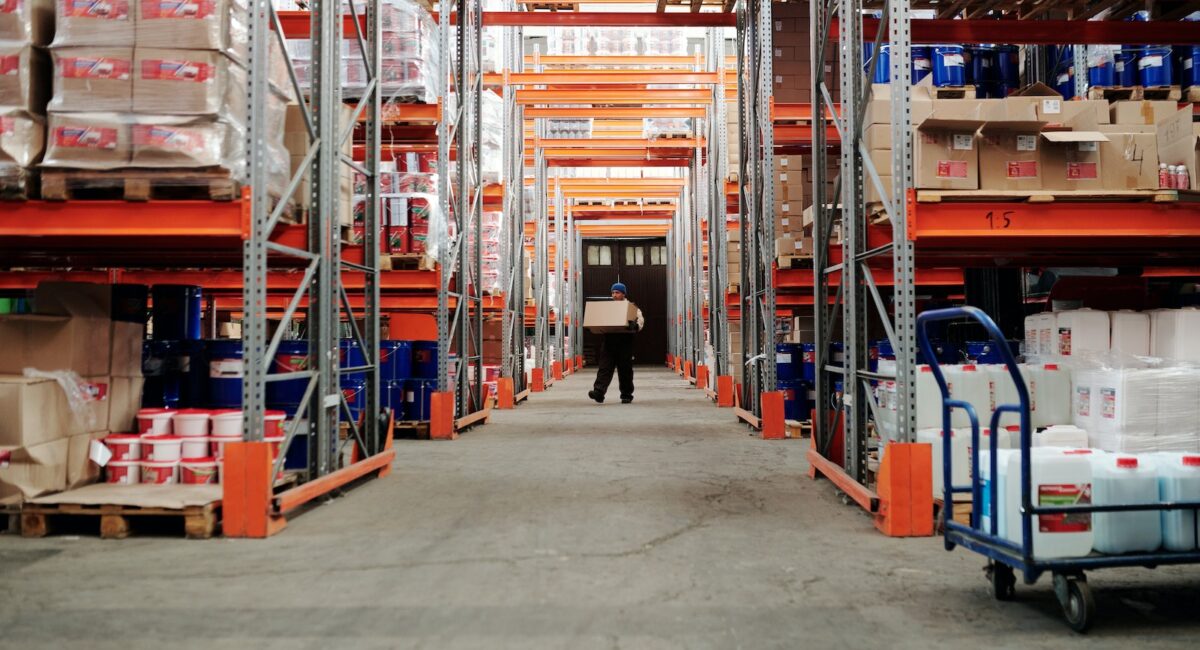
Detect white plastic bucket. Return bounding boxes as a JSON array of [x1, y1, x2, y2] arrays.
[[180, 437, 211, 459], [210, 409, 243, 437], [106, 460, 140, 485], [140, 460, 179, 485], [171, 409, 211, 437], [104, 434, 142, 462], [180, 457, 219, 485], [136, 408, 174, 435], [141, 435, 183, 462]]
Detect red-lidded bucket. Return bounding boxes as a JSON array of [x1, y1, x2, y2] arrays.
[[171, 409, 212, 437], [180, 457, 219, 485], [210, 409, 243, 437], [104, 434, 143, 462], [265, 410, 286, 438], [141, 435, 183, 462], [106, 460, 140, 485], [140, 460, 178, 485], [136, 408, 174, 435], [180, 436, 210, 459]]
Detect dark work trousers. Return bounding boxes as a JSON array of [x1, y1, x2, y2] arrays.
[[593, 333, 635, 399]]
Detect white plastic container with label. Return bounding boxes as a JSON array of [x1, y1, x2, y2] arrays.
[[915, 364, 944, 431], [1109, 310, 1150, 357], [1056, 309, 1110, 358], [944, 365, 991, 429], [1028, 363, 1072, 428], [919, 428, 970, 502], [1071, 368, 1097, 434], [1156, 453, 1200, 551], [1092, 368, 1159, 436], [1091, 455, 1162, 554], [979, 448, 1019, 538], [1035, 424, 1090, 448], [1154, 308, 1200, 363], [1024, 314, 1041, 357], [981, 364, 1022, 430], [1004, 448, 1096, 558], [1038, 312, 1057, 358]]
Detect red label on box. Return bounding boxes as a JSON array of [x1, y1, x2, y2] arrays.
[[936, 160, 968, 179], [1066, 162, 1098, 180], [1, 0, 21, 15], [62, 56, 131, 80], [132, 125, 204, 152], [386, 226, 409, 254], [0, 55, 18, 75], [1006, 160, 1039, 179], [55, 126, 119, 149], [63, 0, 129, 19], [140, 59, 212, 82], [0, 116, 13, 135], [140, 0, 214, 18]]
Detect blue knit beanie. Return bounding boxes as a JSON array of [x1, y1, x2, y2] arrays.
[[611, 282, 627, 295]]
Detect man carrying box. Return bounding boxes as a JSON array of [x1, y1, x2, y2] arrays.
[[586, 283, 645, 404]]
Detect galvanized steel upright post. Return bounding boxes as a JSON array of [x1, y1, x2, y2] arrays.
[[890, 2, 918, 447]]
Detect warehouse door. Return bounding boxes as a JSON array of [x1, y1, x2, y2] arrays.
[[582, 238, 668, 365]]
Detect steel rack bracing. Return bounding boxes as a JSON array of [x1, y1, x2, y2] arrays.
[[240, 0, 383, 487], [735, 0, 776, 417], [501, 3, 528, 396], [438, 0, 486, 419]]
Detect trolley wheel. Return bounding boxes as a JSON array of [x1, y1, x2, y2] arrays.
[[988, 562, 1015, 601], [1054, 574, 1095, 633]]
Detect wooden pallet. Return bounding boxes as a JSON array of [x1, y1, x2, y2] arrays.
[[785, 419, 811, 439], [933, 497, 972, 533], [1186, 86, 1200, 103], [0, 167, 36, 201], [915, 189, 1189, 204], [394, 420, 431, 440], [1142, 85, 1183, 101], [21, 500, 219, 540], [726, 282, 740, 295], [381, 253, 437, 271], [613, 199, 640, 206], [1086, 85, 1140, 101], [651, 132, 692, 140], [1, 496, 21, 535], [41, 168, 240, 202], [776, 254, 811, 269], [929, 86, 976, 99]]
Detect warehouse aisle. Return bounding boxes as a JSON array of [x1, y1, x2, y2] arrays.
[[1, 366, 1198, 648]]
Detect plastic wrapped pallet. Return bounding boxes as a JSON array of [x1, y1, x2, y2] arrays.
[[42, 111, 130, 169], [135, 0, 249, 63], [0, 110, 46, 167], [0, 0, 54, 45], [132, 48, 247, 116], [48, 46, 134, 112], [129, 115, 232, 168], [52, 0, 136, 47], [0, 43, 50, 114], [643, 117, 692, 140]]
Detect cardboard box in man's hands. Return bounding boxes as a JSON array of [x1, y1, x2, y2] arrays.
[[584, 301, 639, 333]]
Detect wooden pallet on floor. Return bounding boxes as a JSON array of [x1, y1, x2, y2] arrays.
[[785, 419, 811, 439], [394, 420, 431, 440], [915, 189, 1189, 204], [933, 498, 972, 533], [381, 253, 437, 271], [2, 496, 21, 535], [22, 502, 219, 539], [40, 167, 240, 202]]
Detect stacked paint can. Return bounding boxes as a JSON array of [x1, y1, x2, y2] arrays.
[[932, 45, 966, 87]]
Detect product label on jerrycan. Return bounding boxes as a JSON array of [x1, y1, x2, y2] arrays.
[[1058, 327, 1072, 356], [1038, 484, 1092, 533], [1100, 387, 1116, 419], [1075, 386, 1091, 417]]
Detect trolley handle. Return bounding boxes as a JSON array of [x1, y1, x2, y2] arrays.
[[916, 307, 1032, 541]]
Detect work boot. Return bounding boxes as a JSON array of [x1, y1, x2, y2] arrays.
[[620, 396, 633, 404], [588, 390, 604, 403]]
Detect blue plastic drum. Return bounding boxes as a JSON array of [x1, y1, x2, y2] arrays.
[[207, 339, 243, 409], [404, 379, 437, 421], [340, 375, 366, 424], [778, 379, 808, 422], [1114, 49, 1138, 86], [266, 340, 309, 417], [912, 46, 932, 83], [142, 340, 181, 408], [867, 44, 890, 83], [380, 340, 413, 381], [339, 338, 366, 375], [775, 343, 802, 382], [932, 46, 965, 87], [1139, 46, 1174, 87], [411, 340, 439, 379], [1180, 46, 1200, 88], [385, 379, 407, 420], [995, 45, 1019, 96], [800, 343, 816, 382], [1088, 59, 1115, 88], [151, 284, 202, 340]]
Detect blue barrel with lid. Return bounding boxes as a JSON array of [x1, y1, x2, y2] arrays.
[[775, 343, 801, 382], [1139, 46, 1174, 87], [385, 379, 406, 420], [340, 375, 366, 424], [778, 379, 808, 422], [266, 340, 309, 417], [932, 45, 965, 87], [412, 340, 439, 379], [800, 343, 816, 382], [339, 338, 366, 376], [866, 44, 890, 83], [380, 340, 413, 381], [912, 46, 932, 83], [151, 284, 202, 340], [142, 340, 181, 408], [1114, 48, 1138, 86], [207, 339, 243, 408], [995, 45, 1019, 95], [1180, 46, 1200, 88], [404, 379, 437, 421]]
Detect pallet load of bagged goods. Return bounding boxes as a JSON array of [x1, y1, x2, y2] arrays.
[[38, 0, 292, 201], [0, 0, 52, 198]]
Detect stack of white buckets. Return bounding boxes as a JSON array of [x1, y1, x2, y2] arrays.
[[875, 307, 1200, 557]]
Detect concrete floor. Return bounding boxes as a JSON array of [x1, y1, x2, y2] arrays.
[[0, 366, 1197, 649]]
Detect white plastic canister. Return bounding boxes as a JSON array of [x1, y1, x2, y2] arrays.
[[1057, 308, 1110, 358], [1004, 448, 1096, 558], [915, 365, 944, 431], [1035, 424, 1089, 449], [943, 365, 991, 430], [1028, 363, 1072, 428], [1037, 313, 1056, 358], [1091, 454, 1162, 554], [1109, 310, 1150, 357], [918, 428, 970, 502], [1156, 453, 1200, 551]]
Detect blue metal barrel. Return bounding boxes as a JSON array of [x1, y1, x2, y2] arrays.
[[932, 45, 965, 86], [775, 343, 801, 382], [266, 340, 309, 417], [151, 284, 202, 340], [206, 339, 243, 409], [380, 340, 413, 381], [800, 343, 816, 382], [1139, 46, 1173, 87], [778, 379, 808, 422], [404, 379, 437, 421], [411, 340, 439, 379]]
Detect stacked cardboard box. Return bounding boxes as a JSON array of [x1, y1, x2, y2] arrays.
[[0, 283, 144, 501], [284, 103, 355, 228], [0, 0, 51, 194], [771, 2, 838, 104], [38, 0, 291, 197]]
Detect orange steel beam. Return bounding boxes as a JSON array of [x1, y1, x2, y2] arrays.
[[774, 267, 964, 289], [773, 102, 838, 122], [524, 106, 706, 118], [216, 295, 505, 311], [0, 269, 439, 291], [543, 158, 691, 167], [0, 200, 248, 238], [502, 71, 719, 85], [516, 88, 711, 105], [526, 177, 687, 187], [274, 449, 395, 515], [775, 124, 841, 144], [524, 55, 735, 67], [530, 137, 703, 149]]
